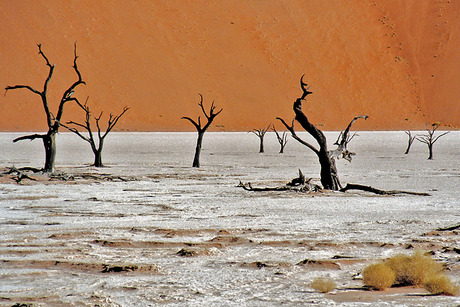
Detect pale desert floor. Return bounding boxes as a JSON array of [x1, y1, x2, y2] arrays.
[[0, 131, 459, 306]]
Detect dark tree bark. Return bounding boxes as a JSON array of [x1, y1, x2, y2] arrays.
[[5, 43, 85, 173], [340, 183, 431, 196], [250, 125, 270, 153], [182, 94, 223, 167], [60, 97, 129, 167], [272, 125, 288, 153], [277, 75, 367, 190], [404, 131, 416, 154], [416, 123, 449, 160]]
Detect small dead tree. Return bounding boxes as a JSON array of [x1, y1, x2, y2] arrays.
[[251, 125, 270, 153], [416, 122, 449, 160], [60, 97, 129, 167], [404, 131, 417, 154], [5, 44, 85, 173], [271, 124, 288, 153], [182, 94, 223, 167]]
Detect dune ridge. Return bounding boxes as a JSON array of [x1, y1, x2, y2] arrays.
[[0, 1, 458, 131]]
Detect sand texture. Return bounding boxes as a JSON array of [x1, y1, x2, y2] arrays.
[[1, 1, 459, 132], [0, 131, 459, 305]]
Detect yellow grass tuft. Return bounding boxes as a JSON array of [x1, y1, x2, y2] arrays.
[[310, 277, 336, 293], [362, 263, 395, 290], [424, 274, 459, 296], [384, 250, 443, 286]]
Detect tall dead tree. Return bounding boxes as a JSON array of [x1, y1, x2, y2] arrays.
[[277, 75, 367, 190], [416, 122, 449, 160], [404, 131, 416, 154], [251, 125, 270, 153], [182, 94, 223, 167], [271, 125, 288, 153], [60, 97, 129, 167], [5, 44, 85, 173]]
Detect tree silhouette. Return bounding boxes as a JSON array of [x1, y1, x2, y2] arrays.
[[250, 125, 270, 153], [5, 44, 85, 172], [271, 125, 288, 153], [182, 94, 223, 167], [404, 131, 417, 154], [60, 97, 129, 167], [277, 75, 367, 190], [416, 123, 449, 160]]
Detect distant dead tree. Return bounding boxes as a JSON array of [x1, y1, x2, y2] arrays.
[[404, 131, 416, 154], [416, 122, 449, 160], [271, 124, 288, 153], [5, 43, 85, 173], [182, 94, 223, 167], [60, 97, 129, 167], [250, 125, 270, 153]]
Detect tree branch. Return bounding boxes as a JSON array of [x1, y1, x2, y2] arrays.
[[13, 134, 46, 143], [277, 117, 319, 155]]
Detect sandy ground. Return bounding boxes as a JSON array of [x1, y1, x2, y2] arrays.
[[1, 1, 459, 132], [0, 131, 459, 306]]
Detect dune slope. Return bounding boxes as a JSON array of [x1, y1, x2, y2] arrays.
[[0, 1, 458, 131]]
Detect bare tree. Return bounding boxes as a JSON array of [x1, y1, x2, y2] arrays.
[[239, 75, 430, 196], [271, 124, 288, 153], [404, 131, 416, 154], [250, 125, 270, 153], [182, 94, 223, 167], [416, 122, 449, 160], [60, 97, 129, 167], [5, 44, 85, 173], [277, 75, 367, 190]]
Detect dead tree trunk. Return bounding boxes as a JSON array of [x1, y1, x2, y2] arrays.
[[272, 125, 288, 153], [60, 97, 129, 167], [416, 123, 449, 160], [182, 94, 223, 167], [404, 131, 417, 154], [5, 43, 85, 173], [251, 125, 270, 153], [278, 75, 367, 190]]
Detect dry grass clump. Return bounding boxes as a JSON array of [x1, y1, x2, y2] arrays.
[[424, 275, 459, 296], [362, 251, 459, 295], [384, 250, 443, 286], [362, 263, 395, 290], [310, 277, 336, 293]]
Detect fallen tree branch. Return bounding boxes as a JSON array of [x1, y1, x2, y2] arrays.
[[436, 224, 460, 231], [238, 170, 321, 193], [339, 183, 431, 196]]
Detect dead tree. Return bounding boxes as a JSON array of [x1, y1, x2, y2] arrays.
[[251, 125, 270, 153], [272, 124, 288, 153], [416, 122, 449, 160], [182, 94, 222, 167], [5, 44, 85, 173], [277, 75, 367, 190], [239, 76, 430, 196], [404, 131, 417, 154], [60, 97, 129, 167]]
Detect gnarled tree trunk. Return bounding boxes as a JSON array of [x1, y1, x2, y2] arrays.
[[278, 75, 367, 190], [5, 43, 85, 173]]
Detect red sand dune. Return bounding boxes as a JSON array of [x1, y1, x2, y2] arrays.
[[0, 1, 459, 132]]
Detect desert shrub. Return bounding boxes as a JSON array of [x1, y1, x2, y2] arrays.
[[424, 274, 459, 296], [310, 277, 336, 293], [362, 263, 395, 290], [384, 250, 443, 286]]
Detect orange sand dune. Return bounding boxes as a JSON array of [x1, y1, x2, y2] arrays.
[[0, 1, 459, 132]]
